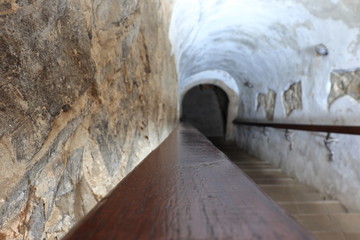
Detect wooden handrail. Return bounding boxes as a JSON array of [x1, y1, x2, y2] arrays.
[[62, 124, 314, 240], [233, 120, 360, 135]]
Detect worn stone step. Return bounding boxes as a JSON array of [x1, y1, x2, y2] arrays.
[[295, 213, 360, 233], [235, 164, 275, 169], [234, 161, 273, 166], [220, 147, 359, 240], [229, 158, 262, 163], [241, 169, 289, 179], [220, 149, 249, 153], [343, 232, 360, 240], [253, 178, 297, 185], [220, 148, 248, 152], [311, 232, 346, 240], [260, 185, 320, 194], [217, 147, 240, 151], [222, 154, 259, 161], [278, 202, 348, 215], [242, 168, 283, 173], [312, 232, 360, 240], [265, 190, 333, 203], [238, 165, 279, 170]]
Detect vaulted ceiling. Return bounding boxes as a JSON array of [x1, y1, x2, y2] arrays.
[[170, 0, 360, 124]]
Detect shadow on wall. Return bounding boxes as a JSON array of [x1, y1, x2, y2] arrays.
[[181, 84, 229, 138]]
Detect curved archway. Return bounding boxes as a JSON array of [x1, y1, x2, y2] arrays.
[[181, 84, 229, 138], [180, 70, 240, 140]]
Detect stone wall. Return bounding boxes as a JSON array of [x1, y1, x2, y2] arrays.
[[0, 0, 177, 239]]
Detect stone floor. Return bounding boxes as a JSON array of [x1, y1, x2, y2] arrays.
[[219, 146, 360, 240]]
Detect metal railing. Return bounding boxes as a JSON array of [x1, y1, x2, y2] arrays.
[[233, 120, 360, 135]]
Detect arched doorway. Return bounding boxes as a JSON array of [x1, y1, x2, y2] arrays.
[[181, 84, 229, 138], [179, 70, 240, 141]]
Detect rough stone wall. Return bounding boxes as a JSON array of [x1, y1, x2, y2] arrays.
[[0, 0, 177, 239], [283, 82, 302, 117], [256, 89, 276, 121], [328, 68, 360, 107]]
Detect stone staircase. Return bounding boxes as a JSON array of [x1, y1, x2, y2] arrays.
[[219, 146, 360, 240]]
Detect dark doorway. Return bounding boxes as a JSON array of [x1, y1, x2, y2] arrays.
[[181, 84, 229, 138]]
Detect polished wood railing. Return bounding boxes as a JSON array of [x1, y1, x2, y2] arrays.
[[233, 120, 360, 135], [62, 124, 314, 240]]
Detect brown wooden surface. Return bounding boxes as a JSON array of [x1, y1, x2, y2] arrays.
[[63, 124, 314, 240], [234, 120, 360, 135]]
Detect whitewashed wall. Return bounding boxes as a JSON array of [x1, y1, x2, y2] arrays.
[[170, 0, 360, 211], [170, 0, 360, 124]]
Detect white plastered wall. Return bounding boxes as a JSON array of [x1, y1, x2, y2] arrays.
[[169, 0, 360, 211]]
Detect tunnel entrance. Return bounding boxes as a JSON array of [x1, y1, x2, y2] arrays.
[[181, 84, 229, 138]]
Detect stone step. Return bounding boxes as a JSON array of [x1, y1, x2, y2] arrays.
[[241, 169, 289, 179], [343, 232, 360, 240], [222, 153, 259, 160], [220, 148, 360, 240], [311, 231, 360, 240], [242, 168, 283, 173], [259, 184, 320, 193], [253, 178, 297, 185], [295, 213, 360, 233], [220, 149, 249, 152], [229, 158, 262, 162], [311, 232, 347, 240], [217, 147, 240, 151], [264, 190, 334, 203], [238, 165, 278, 170], [257, 181, 334, 203], [278, 202, 348, 215], [234, 162, 273, 167]]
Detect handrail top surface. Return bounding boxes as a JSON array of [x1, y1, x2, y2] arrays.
[[234, 120, 360, 135], [63, 124, 314, 240]]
